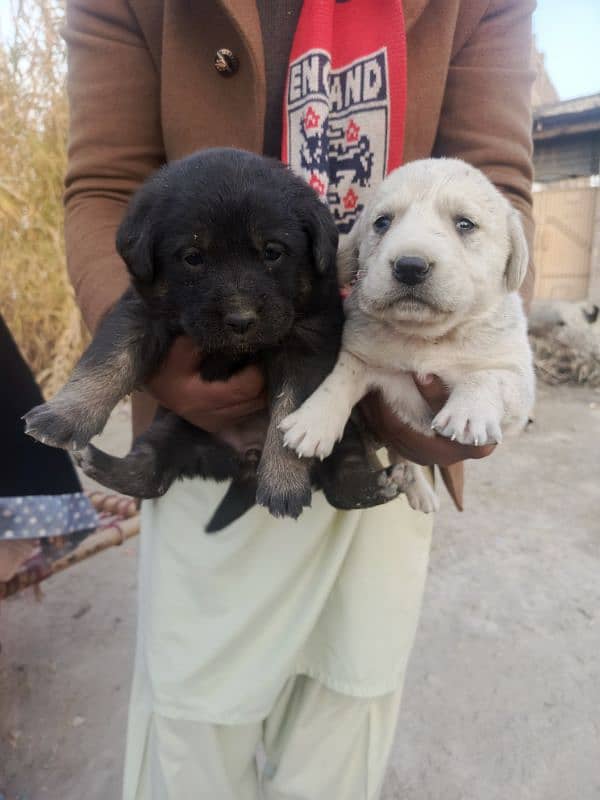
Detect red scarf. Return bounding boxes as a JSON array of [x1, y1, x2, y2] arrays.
[[282, 0, 407, 235]]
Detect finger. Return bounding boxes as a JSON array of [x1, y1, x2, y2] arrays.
[[212, 364, 266, 402], [166, 335, 203, 371], [181, 365, 265, 411], [460, 442, 496, 460], [413, 373, 448, 413], [421, 438, 496, 467], [181, 393, 268, 433], [145, 337, 202, 401], [361, 389, 495, 465], [360, 392, 413, 449], [370, 409, 495, 465]]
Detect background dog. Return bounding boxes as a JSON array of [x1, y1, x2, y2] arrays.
[[25, 148, 400, 530], [281, 158, 535, 512]]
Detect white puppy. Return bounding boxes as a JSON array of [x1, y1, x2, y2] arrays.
[[280, 158, 535, 513]]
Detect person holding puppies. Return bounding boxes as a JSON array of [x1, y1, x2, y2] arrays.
[[63, 1, 535, 797]]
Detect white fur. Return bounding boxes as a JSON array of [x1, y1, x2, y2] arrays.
[[280, 159, 535, 513]]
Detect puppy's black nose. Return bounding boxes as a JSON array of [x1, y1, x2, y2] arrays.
[[224, 311, 257, 334], [392, 256, 431, 286]]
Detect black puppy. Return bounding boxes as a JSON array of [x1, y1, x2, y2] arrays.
[[25, 149, 399, 530]]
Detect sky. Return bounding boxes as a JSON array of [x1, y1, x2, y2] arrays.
[[533, 0, 600, 100], [0, 1, 599, 102]]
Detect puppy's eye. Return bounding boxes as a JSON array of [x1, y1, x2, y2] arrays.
[[264, 243, 284, 263], [183, 247, 204, 266], [455, 217, 476, 233], [373, 215, 392, 234]]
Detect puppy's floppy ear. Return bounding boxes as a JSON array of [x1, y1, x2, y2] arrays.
[[505, 208, 529, 292], [116, 190, 158, 283], [304, 199, 339, 275], [337, 221, 360, 286]]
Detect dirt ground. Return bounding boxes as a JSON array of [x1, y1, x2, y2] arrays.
[[1, 381, 599, 800]]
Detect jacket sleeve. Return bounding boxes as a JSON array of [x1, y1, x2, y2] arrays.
[[63, 0, 165, 332], [433, 0, 536, 309]]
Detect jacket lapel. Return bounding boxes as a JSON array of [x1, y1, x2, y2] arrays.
[[217, 0, 428, 67], [218, 0, 265, 86]]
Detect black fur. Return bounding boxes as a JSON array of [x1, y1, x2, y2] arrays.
[[25, 149, 399, 530]]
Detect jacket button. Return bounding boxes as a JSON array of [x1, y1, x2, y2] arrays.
[[214, 48, 239, 77]]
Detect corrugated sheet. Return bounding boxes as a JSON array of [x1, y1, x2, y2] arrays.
[[534, 92, 600, 121]]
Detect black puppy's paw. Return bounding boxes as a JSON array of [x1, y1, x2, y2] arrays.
[[24, 401, 106, 451], [256, 474, 312, 520], [323, 465, 402, 509], [75, 444, 170, 499]]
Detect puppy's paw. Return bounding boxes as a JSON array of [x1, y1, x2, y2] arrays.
[[23, 401, 106, 451], [256, 479, 312, 520], [431, 403, 503, 447], [405, 479, 440, 514], [376, 467, 405, 501], [321, 465, 401, 510], [391, 462, 439, 514], [74, 444, 169, 498], [73, 445, 109, 484], [279, 404, 343, 460], [256, 485, 312, 520]]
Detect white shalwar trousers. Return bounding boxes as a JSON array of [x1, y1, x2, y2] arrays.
[[122, 475, 433, 800]]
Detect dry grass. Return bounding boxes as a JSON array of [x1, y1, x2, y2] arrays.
[[0, 0, 87, 397]]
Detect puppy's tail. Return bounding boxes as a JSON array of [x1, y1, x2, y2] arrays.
[[205, 478, 257, 534]]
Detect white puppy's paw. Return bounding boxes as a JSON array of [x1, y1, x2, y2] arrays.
[[406, 480, 440, 514], [431, 402, 503, 446], [390, 462, 439, 513], [279, 402, 344, 460]]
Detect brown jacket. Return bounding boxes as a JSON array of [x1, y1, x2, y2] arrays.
[[63, 0, 536, 509]]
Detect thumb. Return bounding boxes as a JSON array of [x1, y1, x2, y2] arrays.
[[413, 373, 448, 414]]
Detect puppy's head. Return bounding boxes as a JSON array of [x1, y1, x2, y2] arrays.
[[339, 159, 528, 333], [117, 148, 338, 354]]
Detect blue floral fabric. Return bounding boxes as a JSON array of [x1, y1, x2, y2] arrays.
[[0, 493, 99, 540]]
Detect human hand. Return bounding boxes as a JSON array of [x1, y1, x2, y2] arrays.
[[360, 374, 496, 467], [146, 336, 267, 434]]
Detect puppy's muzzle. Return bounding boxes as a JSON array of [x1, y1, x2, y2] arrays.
[[224, 310, 258, 334], [392, 256, 432, 286]]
